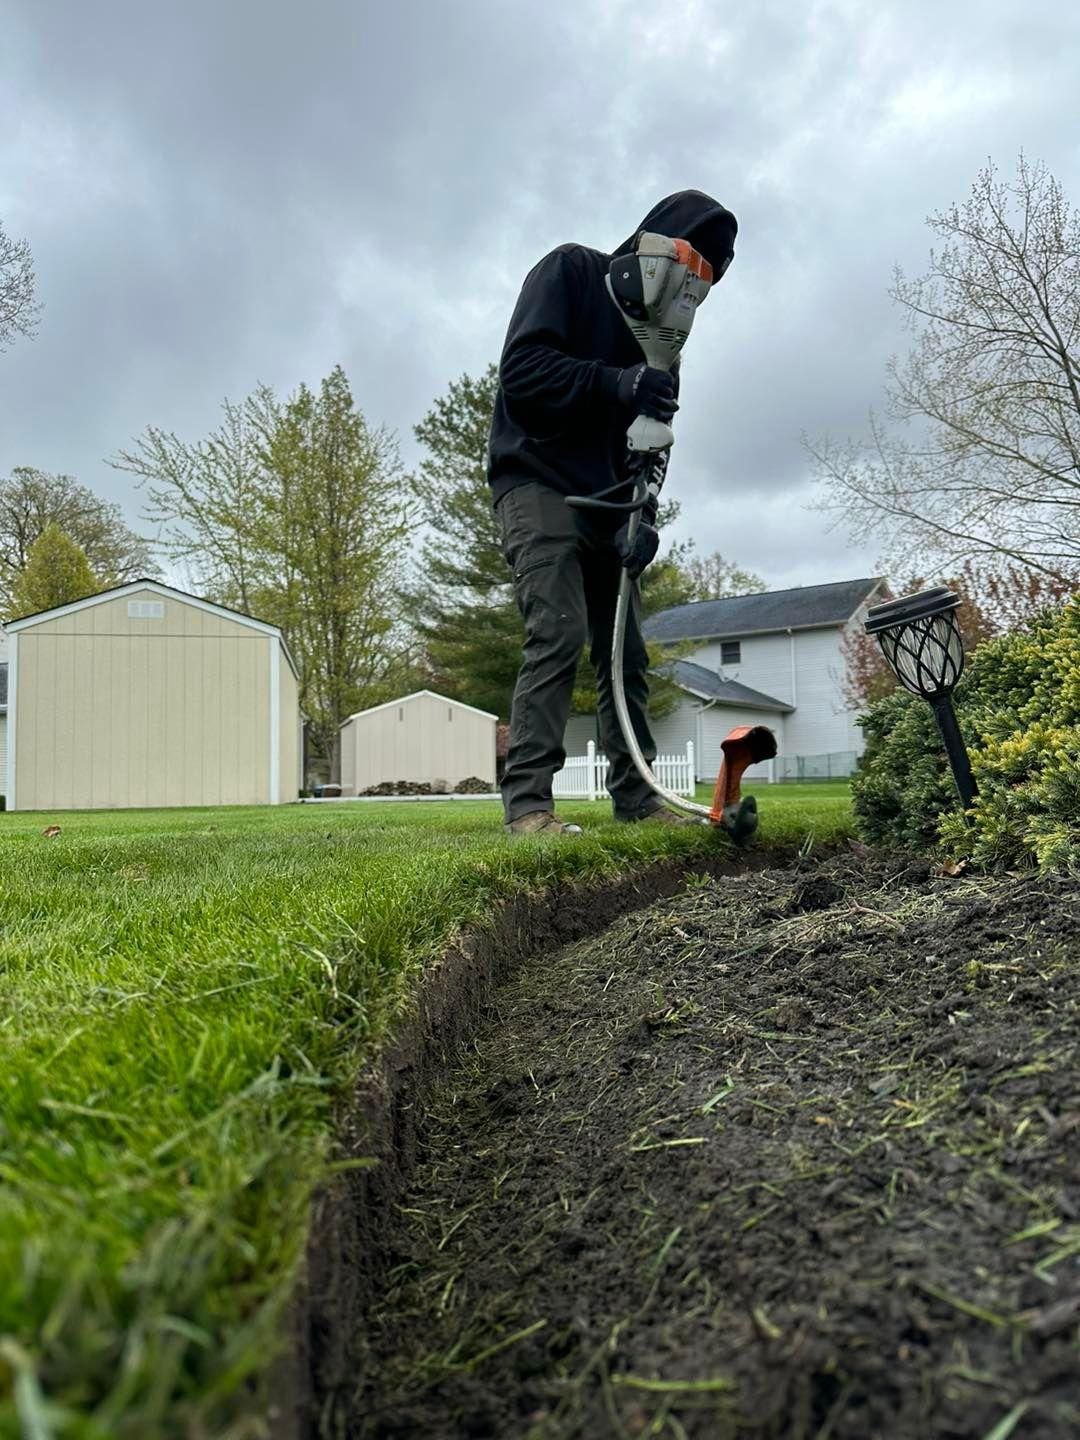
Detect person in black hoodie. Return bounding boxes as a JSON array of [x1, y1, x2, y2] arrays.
[[491, 190, 738, 836]]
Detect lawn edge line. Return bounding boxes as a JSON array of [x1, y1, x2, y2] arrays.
[[266, 841, 815, 1439]]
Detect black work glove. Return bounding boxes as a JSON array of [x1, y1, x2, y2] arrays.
[[615, 497, 659, 581], [616, 363, 678, 421]]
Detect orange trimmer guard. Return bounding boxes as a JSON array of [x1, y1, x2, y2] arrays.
[[709, 725, 779, 838]]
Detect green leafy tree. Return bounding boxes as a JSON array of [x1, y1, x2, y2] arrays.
[[407, 365, 523, 716], [8, 524, 99, 617], [0, 467, 152, 612], [113, 388, 277, 612], [113, 367, 413, 776], [259, 369, 414, 769]]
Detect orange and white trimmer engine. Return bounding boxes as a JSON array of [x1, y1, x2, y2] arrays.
[[606, 231, 723, 454]]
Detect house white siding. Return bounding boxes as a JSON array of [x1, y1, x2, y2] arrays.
[[781, 627, 860, 758], [561, 698, 782, 783], [695, 631, 795, 707], [560, 630, 864, 783], [694, 626, 863, 763]]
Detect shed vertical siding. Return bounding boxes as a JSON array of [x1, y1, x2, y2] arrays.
[[278, 649, 300, 803], [340, 717, 356, 794], [14, 592, 272, 810], [343, 693, 496, 791]]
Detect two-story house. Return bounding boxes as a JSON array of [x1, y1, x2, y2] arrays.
[[563, 576, 885, 782]]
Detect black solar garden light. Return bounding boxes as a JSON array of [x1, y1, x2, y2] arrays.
[[864, 587, 978, 811]]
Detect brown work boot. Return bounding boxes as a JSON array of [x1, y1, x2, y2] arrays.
[[621, 804, 706, 827], [505, 810, 583, 837]]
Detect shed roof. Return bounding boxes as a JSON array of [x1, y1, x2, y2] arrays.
[[644, 577, 885, 644], [662, 660, 793, 713], [342, 690, 498, 728], [4, 579, 299, 677]]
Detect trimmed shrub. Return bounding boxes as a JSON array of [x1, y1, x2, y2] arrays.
[[853, 595, 1080, 870]]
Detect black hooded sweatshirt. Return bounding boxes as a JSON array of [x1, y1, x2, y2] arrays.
[[487, 190, 737, 507]]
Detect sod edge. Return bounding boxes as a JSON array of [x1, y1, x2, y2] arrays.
[[0, 796, 851, 1436]]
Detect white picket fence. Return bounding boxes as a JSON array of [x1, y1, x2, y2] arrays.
[[552, 740, 696, 800]]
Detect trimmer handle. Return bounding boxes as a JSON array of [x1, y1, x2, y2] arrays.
[[627, 414, 674, 452]]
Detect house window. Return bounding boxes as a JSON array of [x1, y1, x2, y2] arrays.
[[0, 661, 7, 707], [721, 640, 741, 666]]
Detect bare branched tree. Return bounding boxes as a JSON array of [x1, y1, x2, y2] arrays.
[[810, 156, 1080, 585], [0, 467, 153, 612], [0, 219, 40, 351]]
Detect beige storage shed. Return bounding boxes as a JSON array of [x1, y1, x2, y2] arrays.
[[340, 690, 496, 793], [4, 580, 301, 811]]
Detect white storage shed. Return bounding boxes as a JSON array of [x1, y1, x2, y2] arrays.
[[340, 690, 496, 794]]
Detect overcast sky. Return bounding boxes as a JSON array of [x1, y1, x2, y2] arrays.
[[2, 0, 1078, 593]]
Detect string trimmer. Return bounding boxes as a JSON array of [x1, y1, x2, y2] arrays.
[[567, 231, 776, 842]]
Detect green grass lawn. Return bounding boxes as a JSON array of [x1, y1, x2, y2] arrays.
[[0, 783, 851, 1438]]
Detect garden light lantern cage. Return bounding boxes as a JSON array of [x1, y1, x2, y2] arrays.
[[864, 587, 978, 811], [865, 586, 965, 699]]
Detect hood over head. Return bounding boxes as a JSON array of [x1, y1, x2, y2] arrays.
[[615, 189, 738, 276]]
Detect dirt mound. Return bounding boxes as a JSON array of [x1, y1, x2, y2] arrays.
[[361, 780, 438, 796], [454, 777, 494, 794], [351, 856, 1080, 1438]]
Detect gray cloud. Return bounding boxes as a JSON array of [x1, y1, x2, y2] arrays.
[[3, 0, 1079, 590]]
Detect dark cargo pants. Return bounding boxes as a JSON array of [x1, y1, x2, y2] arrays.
[[497, 480, 659, 822]]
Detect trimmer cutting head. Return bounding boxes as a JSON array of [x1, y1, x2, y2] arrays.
[[710, 726, 778, 845]]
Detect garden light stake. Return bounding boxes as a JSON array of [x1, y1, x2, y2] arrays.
[[864, 587, 978, 812]]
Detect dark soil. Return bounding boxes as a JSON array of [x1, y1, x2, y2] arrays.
[[350, 854, 1080, 1439], [280, 849, 789, 1439], [358, 779, 495, 796]]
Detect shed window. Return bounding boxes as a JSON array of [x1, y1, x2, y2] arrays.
[[721, 640, 741, 665], [0, 661, 7, 707], [128, 600, 164, 619], [447, 706, 453, 722], [398, 707, 404, 721]]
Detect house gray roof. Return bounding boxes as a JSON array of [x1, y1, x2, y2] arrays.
[[644, 577, 885, 644], [662, 660, 793, 713]]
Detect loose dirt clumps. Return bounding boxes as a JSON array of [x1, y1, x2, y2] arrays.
[[351, 855, 1080, 1439]]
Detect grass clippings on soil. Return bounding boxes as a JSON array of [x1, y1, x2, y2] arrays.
[[354, 854, 1080, 1440]]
